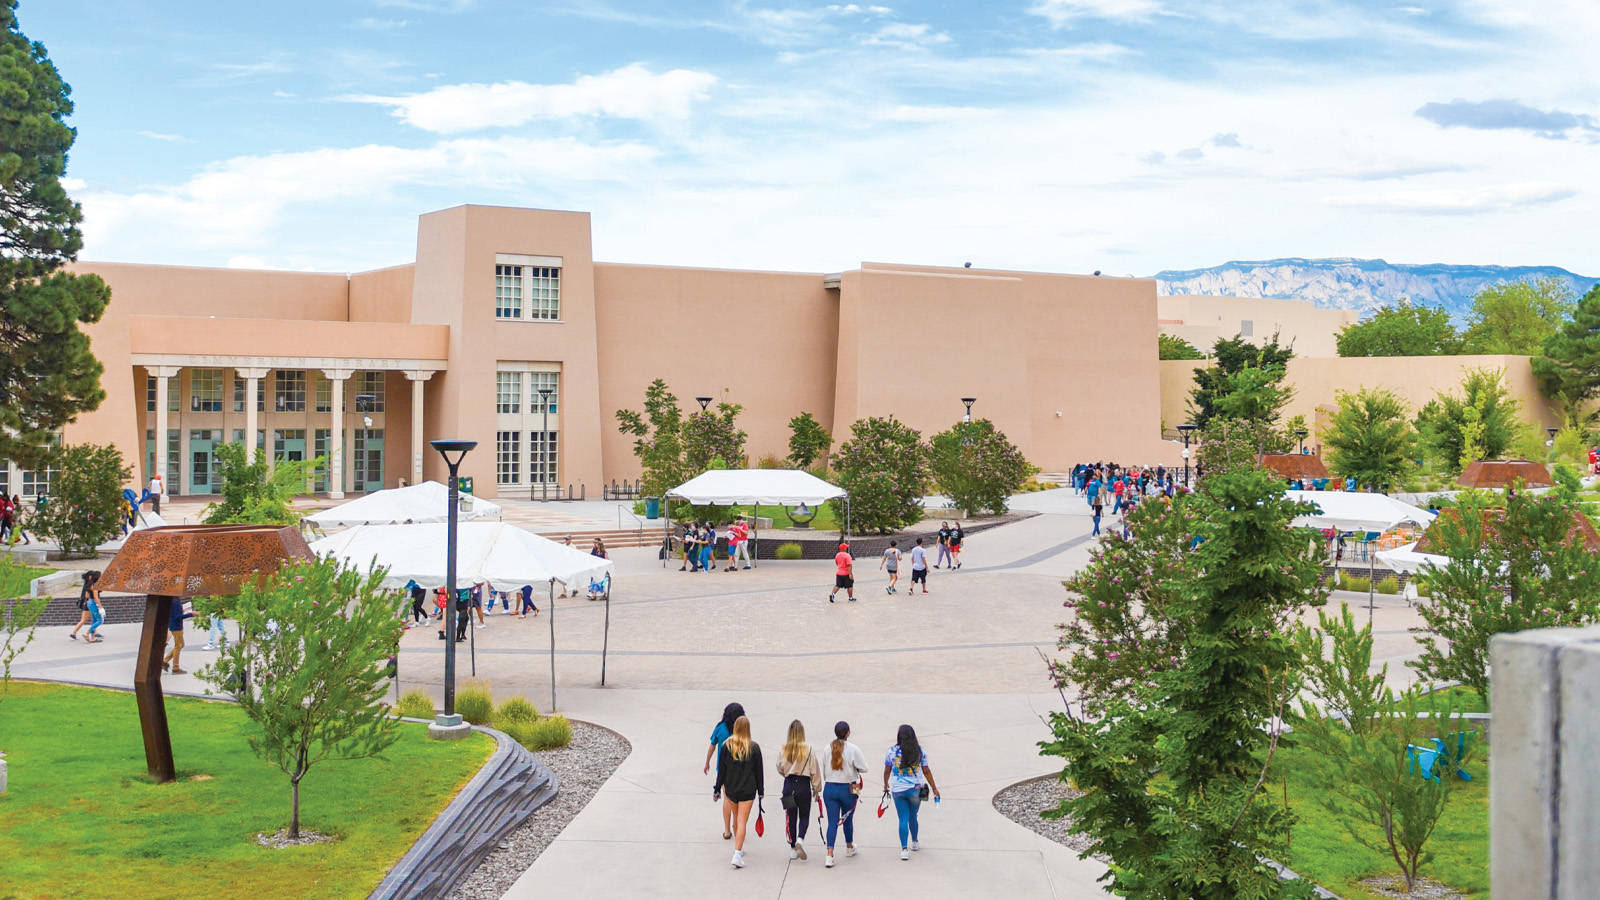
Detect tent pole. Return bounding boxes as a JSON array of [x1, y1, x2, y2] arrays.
[[1368, 545, 1376, 629], [601, 574, 611, 686], [548, 579, 557, 712]]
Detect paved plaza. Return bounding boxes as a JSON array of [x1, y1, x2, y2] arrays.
[[9, 488, 1434, 898]]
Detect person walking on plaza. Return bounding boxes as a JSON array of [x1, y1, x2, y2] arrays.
[[949, 521, 965, 569], [1092, 494, 1104, 537], [821, 720, 869, 868], [162, 599, 194, 673], [880, 540, 901, 594], [829, 542, 855, 603], [70, 570, 100, 641], [7, 495, 30, 544], [204, 602, 228, 650], [935, 521, 952, 568], [148, 472, 164, 515], [406, 580, 429, 626], [701, 522, 716, 573], [518, 583, 539, 618], [705, 702, 746, 839], [679, 523, 697, 572], [883, 724, 940, 860], [0, 493, 12, 543], [778, 719, 822, 861], [713, 715, 764, 869], [909, 537, 930, 594], [733, 517, 752, 569]]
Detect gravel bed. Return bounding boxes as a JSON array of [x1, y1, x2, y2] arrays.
[[991, 774, 1097, 856], [1359, 875, 1464, 900], [448, 721, 631, 900]]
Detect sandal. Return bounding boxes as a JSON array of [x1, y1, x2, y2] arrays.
[[723, 831, 732, 840]]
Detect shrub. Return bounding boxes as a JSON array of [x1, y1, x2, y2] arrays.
[[396, 690, 436, 720], [787, 412, 832, 468], [1375, 575, 1400, 595], [503, 714, 573, 751], [754, 453, 787, 469], [31, 443, 130, 558], [496, 695, 538, 724], [1336, 572, 1371, 593], [775, 542, 803, 560], [928, 418, 1036, 516], [456, 680, 495, 725], [832, 415, 929, 533]]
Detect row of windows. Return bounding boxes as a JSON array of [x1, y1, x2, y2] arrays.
[[495, 430, 558, 485], [494, 264, 561, 321], [1, 434, 61, 499], [146, 370, 387, 414], [495, 371, 559, 414]]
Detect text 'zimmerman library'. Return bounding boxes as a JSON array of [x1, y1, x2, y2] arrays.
[[7, 204, 1176, 501]]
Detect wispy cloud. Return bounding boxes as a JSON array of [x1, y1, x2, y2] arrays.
[[863, 22, 950, 48], [345, 64, 717, 133], [139, 130, 193, 143], [352, 17, 409, 29], [1028, 0, 1165, 27], [1415, 98, 1598, 139], [210, 55, 294, 80], [1209, 132, 1241, 147], [1324, 182, 1576, 214], [370, 0, 471, 11]]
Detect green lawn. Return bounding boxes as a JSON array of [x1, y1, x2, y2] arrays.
[[1386, 684, 1488, 715], [0, 564, 52, 599], [1280, 736, 1489, 898], [0, 681, 493, 900]]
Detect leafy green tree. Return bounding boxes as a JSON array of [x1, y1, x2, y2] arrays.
[[1290, 605, 1389, 739], [1414, 368, 1524, 472], [1158, 333, 1204, 360], [927, 418, 1036, 517], [682, 400, 746, 473], [2, 555, 48, 713], [1042, 468, 1325, 899], [195, 558, 406, 839], [201, 441, 322, 525], [1462, 277, 1574, 355], [831, 416, 928, 533], [1189, 332, 1294, 427], [1336, 303, 1464, 357], [1321, 388, 1415, 491], [0, 1, 112, 469], [615, 378, 688, 500], [1196, 416, 1293, 481], [1532, 284, 1600, 416], [786, 412, 831, 468], [32, 442, 130, 557], [1410, 490, 1600, 705]]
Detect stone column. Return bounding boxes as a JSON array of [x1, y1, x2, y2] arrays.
[[236, 367, 269, 463], [145, 365, 181, 492], [406, 371, 435, 486], [322, 369, 352, 498]]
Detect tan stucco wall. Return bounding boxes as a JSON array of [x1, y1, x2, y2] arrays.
[[1158, 294, 1358, 359], [350, 264, 415, 323], [126, 315, 448, 360]]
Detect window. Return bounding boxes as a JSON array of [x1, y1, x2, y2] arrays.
[[315, 377, 333, 413], [274, 371, 306, 412], [20, 434, 61, 498], [495, 264, 523, 319], [146, 375, 180, 412], [526, 266, 561, 320], [231, 429, 265, 451], [496, 431, 522, 484], [273, 429, 306, 462], [144, 429, 179, 488], [496, 372, 522, 414], [234, 376, 265, 413], [0, 463, 8, 499], [529, 371, 559, 414], [1239, 319, 1254, 338], [355, 371, 385, 412], [190, 369, 223, 412], [531, 430, 558, 484]]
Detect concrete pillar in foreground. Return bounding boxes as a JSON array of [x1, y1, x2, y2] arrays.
[[406, 371, 435, 486], [1490, 624, 1600, 899], [236, 366, 269, 463], [322, 369, 351, 498]]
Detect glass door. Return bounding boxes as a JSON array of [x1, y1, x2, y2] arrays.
[[353, 429, 384, 492], [189, 430, 220, 494]]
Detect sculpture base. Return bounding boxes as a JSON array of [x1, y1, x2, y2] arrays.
[[428, 714, 472, 741]]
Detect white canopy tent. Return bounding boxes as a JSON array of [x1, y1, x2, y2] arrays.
[[301, 481, 501, 530], [1375, 541, 1448, 575], [664, 468, 848, 567], [1285, 490, 1436, 534], [310, 522, 613, 709]]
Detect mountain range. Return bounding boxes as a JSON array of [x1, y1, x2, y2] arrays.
[[1154, 258, 1599, 321]]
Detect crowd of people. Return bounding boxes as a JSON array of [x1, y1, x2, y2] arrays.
[[1071, 462, 1187, 537], [675, 519, 754, 572], [0, 493, 37, 544], [402, 537, 612, 642], [704, 702, 940, 869]]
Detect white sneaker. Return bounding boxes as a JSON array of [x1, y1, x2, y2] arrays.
[[911, 841, 920, 851], [731, 850, 745, 868], [825, 854, 834, 868], [846, 846, 856, 857], [900, 848, 910, 860], [790, 847, 799, 860], [475, 623, 486, 629], [202, 644, 217, 651]]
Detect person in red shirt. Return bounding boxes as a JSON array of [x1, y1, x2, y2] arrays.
[[829, 542, 856, 603]]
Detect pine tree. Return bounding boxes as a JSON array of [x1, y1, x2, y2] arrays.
[[1532, 285, 1600, 416], [0, 0, 112, 467]]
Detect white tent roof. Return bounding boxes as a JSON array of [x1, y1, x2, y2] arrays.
[[309, 522, 611, 591], [666, 468, 846, 506], [302, 481, 500, 528], [1375, 541, 1449, 575], [1285, 490, 1436, 534]]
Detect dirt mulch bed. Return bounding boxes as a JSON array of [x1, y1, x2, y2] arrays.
[[991, 773, 1097, 856], [1358, 875, 1464, 900]]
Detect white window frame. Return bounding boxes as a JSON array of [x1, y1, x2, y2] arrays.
[[191, 369, 224, 412], [496, 372, 522, 414], [494, 254, 562, 322], [496, 431, 522, 485], [274, 371, 306, 413], [356, 371, 385, 412]]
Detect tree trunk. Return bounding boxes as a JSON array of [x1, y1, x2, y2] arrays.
[[290, 776, 301, 839]]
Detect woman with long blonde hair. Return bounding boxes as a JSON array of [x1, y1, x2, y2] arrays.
[[777, 719, 822, 861], [820, 720, 869, 867], [712, 715, 764, 868]]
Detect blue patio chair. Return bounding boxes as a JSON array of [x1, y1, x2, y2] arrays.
[[1430, 732, 1474, 781], [1407, 744, 1441, 784]]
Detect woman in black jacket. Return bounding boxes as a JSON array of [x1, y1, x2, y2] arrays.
[[713, 715, 764, 868]]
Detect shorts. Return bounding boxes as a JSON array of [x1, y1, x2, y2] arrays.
[[911, 569, 927, 583], [834, 574, 854, 589], [885, 565, 898, 574]]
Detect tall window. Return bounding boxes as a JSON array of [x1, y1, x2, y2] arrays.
[[496, 372, 522, 414], [274, 371, 306, 412], [530, 371, 559, 413], [495, 264, 523, 318], [190, 369, 223, 412], [234, 376, 264, 412], [146, 375, 180, 412], [355, 371, 385, 412], [526, 266, 561, 320], [531, 430, 558, 484], [315, 376, 333, 413], [20, 433, 61, 497], [496, 431, 522, 485]]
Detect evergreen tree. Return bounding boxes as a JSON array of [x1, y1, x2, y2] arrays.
[[1321, 388, 1415, 491], [1414, 368, 1524, 472], [1188, 332, 1294, 428], [0, 0, 112, 467], [1532, 284, 1600, 417]]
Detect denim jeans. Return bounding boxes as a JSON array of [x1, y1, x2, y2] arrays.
[[208, 615, 227, 647], [822, 782, 857, 849], [892, 788, 922, 847], [89, 603, 104, 635]]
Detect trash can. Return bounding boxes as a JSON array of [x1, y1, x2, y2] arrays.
[[645, 496, 661, 519], [457, 475, 474, 495]]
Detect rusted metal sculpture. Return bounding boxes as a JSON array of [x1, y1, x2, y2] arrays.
[[1457, 459, 1554, 489], [1258, 453, 1330, 480], [97, 524, 313, 782]]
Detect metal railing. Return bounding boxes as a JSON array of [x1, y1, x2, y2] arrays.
[[602, 478, 643, 501], [529, 482, 585, 502]]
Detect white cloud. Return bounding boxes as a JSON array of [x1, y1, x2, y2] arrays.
[[371, 0, 472, 11], [864, 22, 951, 48], [60, 177, 87, 191], [210, 56, 294, 80], [348, 64, 717, 133], [139, 130, 192, 143], [1028, 0, 1165, 27], [1323, 182, 1576, 214], [352, 17, 410, 29]]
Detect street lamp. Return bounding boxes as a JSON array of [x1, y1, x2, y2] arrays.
[[960, 397, 976, 423], [429, 439, 476, 739], [696, 396, 713, 412], [537, 388, 554, 501], [1294, 428, 1309, 455], [1176, 423, 1197, 487], [1547, 426, 1559, 449]]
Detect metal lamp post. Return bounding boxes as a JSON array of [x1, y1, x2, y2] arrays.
[[1176, 424, 1197, 487], [960, 397, 976, 424], [429, 439, 476, 740], [537, 388, 554, 501], [1547, 426, 1559, 451], [696, 396, 713, 412], [1295, 428, 1309, 455]]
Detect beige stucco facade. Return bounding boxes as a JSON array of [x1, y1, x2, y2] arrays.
[[11, 205, 1172, 501], [1158, 294, 1358, 359]]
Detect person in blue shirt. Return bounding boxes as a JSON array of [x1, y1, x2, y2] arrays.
[[882, 724, 940, 861], [703, 701, 745, 839], [162, 599, 195, 674]]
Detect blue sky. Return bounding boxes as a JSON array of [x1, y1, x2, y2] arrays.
[[22, 0, 1600, 276]]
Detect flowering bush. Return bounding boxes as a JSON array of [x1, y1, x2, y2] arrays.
[[927, 418, 1036, 516], [830, 416, 928, 534], [32, 442, 130, 558]]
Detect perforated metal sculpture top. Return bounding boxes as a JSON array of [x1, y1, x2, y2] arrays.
[[1258, 453, 1330, 480], [1457, 459, 1555, 489], [98, 524, 314, 598]]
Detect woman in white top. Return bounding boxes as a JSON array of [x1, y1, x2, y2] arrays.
[[820, 720, 870, 868]]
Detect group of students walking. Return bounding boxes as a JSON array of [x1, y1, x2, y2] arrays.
[[677, 520, 754, 572], [705, 703, 940, 870]]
